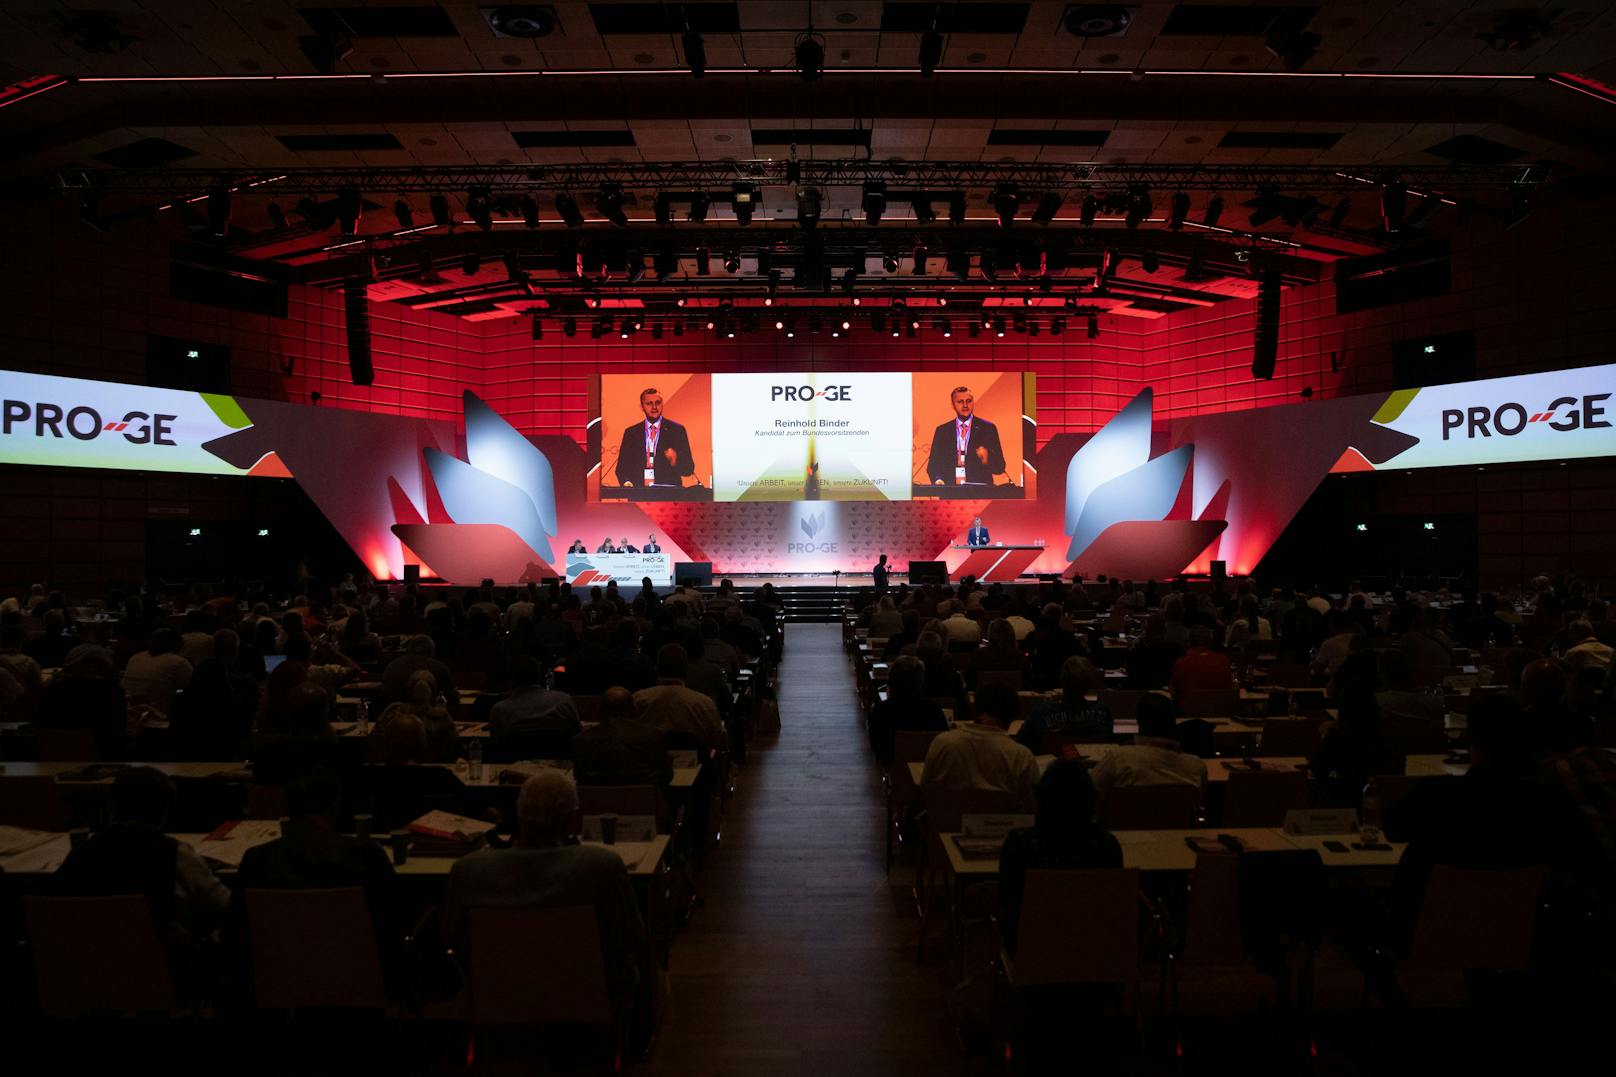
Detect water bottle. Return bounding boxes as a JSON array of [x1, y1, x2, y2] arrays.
[[1359, 779, 1381, 843], [356, 697, 370, 736], [468, 738, 483, 783]]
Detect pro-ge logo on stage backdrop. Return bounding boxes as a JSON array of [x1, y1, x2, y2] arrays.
[[771, 384, 852, 402]]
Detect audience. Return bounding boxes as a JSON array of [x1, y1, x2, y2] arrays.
[[920, 682, 1039, 810], [1091, 693, 1207, 793], [120, 627, 193, 711], [867, 655, 949, 768], [1016, 656, 1112, 752], [633, 644, 725, 751], [1168, 625, 1233, 702], [489, 655, 581, 742], [572, 686, 673, 787]]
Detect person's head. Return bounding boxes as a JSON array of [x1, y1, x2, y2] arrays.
[[1377, 649, 1416, 692], [284, 767, 343, 827], [284, 681, 332, 734], [507, 655, 544, 689], [1188, 625, 1214, 650], [951, 386, 975, 421], [948, 599, 965, 617], [986, 618, 1016, 652], [1135, 692, 1178, 740], [620, 537, 631, 546], [212, 628, 240, 663], [1058, 656, 1099, 701], [878, 554, 888, 566], [1567, 619, 1594, 643], [109, 766, 175, 829], [1467, 693, 1531, 769], [973, 682, 1020, 729], [516, 769, 581, 845], [888, 654, 925, 699], [380, 710, 428, 764], [656, 643, 689, 681], [1520, 658, 1566, 709], [916, 630, 947, 663], [1034, 758, 1102, 836], [972, 516, 983, 528], [148, 626, 181, 656], [639, 387, 664, 422], [900, 608, 920, 634], [600, 686, 634, 722], [405, 634, 435, 657]]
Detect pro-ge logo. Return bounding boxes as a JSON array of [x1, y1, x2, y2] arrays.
[[1441, 393, 1611, 440], [771, 384, 852, 402], [789, 512, 838, 553], [799, 513, 825, 539], [3, 399, 178, 445]]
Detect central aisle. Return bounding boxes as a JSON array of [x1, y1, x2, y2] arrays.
[[643, 624, 985, 1076]]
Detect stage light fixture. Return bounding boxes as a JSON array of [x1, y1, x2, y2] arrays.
[[911, 195, 936, 224], [796, 187, 821, 230], [415, 249, 439, 283], [809, 316, 822, 335], [1141, 250, 1160, 274], [654, 249, 677, 281], [563, 318, 576, 337], [423, 194, 449, 229], [503, 253, 532, 293], [461, 252, 481, 277], [731, 183, 759, 226], [994, 185, 1020, 228], [1051, 317, 1065, 336], [937, 296, 948, 307], [841, 268, 857, 295], [673, 321, 683, 337], [723, 250, 741, 274], [1247, 187, 1282, 228], [785, 160, 802, 185], [597, 184, 628, 228], [508, 194, 534, 230], [652, 193, 672, 227], [947, 249, 969, 280], [980, 251, 997, 282], [1203, 195, 1224, 228], [628, 254, 648, 284], [1028, 323, 1040, 338], [1125, 185, 1151, 229], [968, 322, 980, 339], [462, 186, 493, 231], [882, 252, 899, 274], [1087, 315, 1100, 339], [871, 312, 885, 333], [1079, 195, 1097, 227], [863, 183, 888, 226], [786, 319, 797, 339], [795, 31, 824, 81], [841, 318, 852, 330], [1168, 192, 1190, 231], [1013, 312, 1027, 333], [683, 30, 706, 77], [913, 246, 929, 275], [776, 318, 786, 330], [919, 27, 943, 76], [1252, 269, 1280, 379], [695, 247, 710, 275], [1032, 191, 1063, 226], [1266, 28, 1322, 71], [1407, 193, 1442, 230], [949, 192, 967, 225], [555, 193, 584, 228], [392, 199, 413, 231], [335, 187, 363, 235], [768, 269, 781, 298], [995, 320, 1006, 338], [1380, 184, 1406, 232], [267, 202, 288, 231], [687, 192, 711, 223]]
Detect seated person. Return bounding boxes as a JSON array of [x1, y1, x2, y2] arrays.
[[963, 619, 1030, 689], [1016, 656, 1112, 752], [442, 769, 646, 1021], [920, 682, 1039, 810], [867, 655, 949, 768], [1125, 613, 1184, 690], [56, 766, 230, 949], [489, 656, 581, 742], [169, 628, 258, 761], [997, 759, 1123, 957], [633, 644, 725, 752], [363, 712, 471, 831], [1309, 653, 1403, 808], [1169, 625, 1234, 701], [379, 635, 460, 715], [35, 647, 128, 760], [1091, 693, 1206, 792], [253, 682, 345, 788], [699, 618, 742, 681], [572, 687, 672, 787], [1521, 657, 1592, 754], [941, 600, 983, 650], [120, 627, 193, 712]]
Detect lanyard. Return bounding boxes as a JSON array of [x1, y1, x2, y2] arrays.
[[645, 421, 660, 464], [956, 421, 971, 464]]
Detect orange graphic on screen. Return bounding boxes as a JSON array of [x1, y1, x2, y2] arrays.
[[598, 374, 712, 498], [910, 372, 1023, 490]]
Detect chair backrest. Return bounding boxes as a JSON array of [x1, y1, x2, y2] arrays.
[[1012, 869, 1141, 986], [1180, 688, 1239, 719], [1096, 690, 1143, 725], [1407, 865, 1544, 973], [975, 669, 1023, 692], [577, 784, 667, 833], [1255, 718, 1324, 758], [35, 727, 101, 762], [889, 730, 941, 804], [572, 695, 601, 725], [246, 887, 387, 1010], [0, 775, 67, 831], [24, 895, 176, 1014], [1220, 769, 1310, 827], [1099, 783, 1201, 830], [468, 905, 612, 1026], [245, 783, 288, 821], [1263, 663, 1315, 689], [1182, 853, 1244, 966]]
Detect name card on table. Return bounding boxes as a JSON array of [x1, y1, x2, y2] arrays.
[[581, 815, 657, 843], [1283, 808, 1361, 836], [961, 813, 1035, 838]]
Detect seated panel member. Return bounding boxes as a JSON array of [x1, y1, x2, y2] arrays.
[[615, 386, 696, 488], [643, 534, 662, 554], [618, 537, 639, 554], [926, 385, 1005, 486], [596, 538, 619, 554], [567, 538, 588, 554]]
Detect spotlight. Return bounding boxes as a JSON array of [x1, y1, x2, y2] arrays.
[[795, 31, 824, 81], [980, 251, 997, 282], [994, 185, 1019, 228], [1247, 187, 1282, 228], [946, 249, 969, 280], [652, 323, 664, 339], [1080, 195, 1098, 227], [911, 195, 936, 224], [863, 183, 888, 226], [1197, 197, 1221, 230], [335, 187, 362, 235], [1168, 192, 1190, 231], [503, 253, 531, 293], [1087, 315, 1100, 339], [723, 251, 741, 274], [393, 199, 413, 231], [785, 319, 796, 339], [517, 194, 539, 229], [1380, 184, 1406, 232], [466, 186, 493, 231], [597, 184, 628, 227], [768, 268, 781, 297], [995, 320, 1006, 338], [267, 202, 288, 230], [913, 246, 929, 275], [1032, 191, 1063, 226], [1266, 28, 1322, 71], [796, 188, 821, 230], [840, 318, 852, 330], [785, 160, 802, 184], [429, 194, 451, 228], [1125, 185, 1151, 229], [654, 249, 677, 281], [683, 30, 706, 77], [949, 192, 967, 224], [461, 252, 481, 276], [555, 193, 584, 228], [918, 27, 943, 76], [687, 192, 710, 222], [1141, 250, 1160, 274], [695, 247, 710, 275], [731, 184, 759, 226], [1184, 250, 1205, 281], [882, 253, 899, 274]]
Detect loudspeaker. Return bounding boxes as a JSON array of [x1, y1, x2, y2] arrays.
[[344, 282, 374, 386], [908, 560, 948, 585], [402, 564, 420, 585], [1251, 269, 1280, 380], [674, 561, 712, 587], [1210, 560, 1227, 583]]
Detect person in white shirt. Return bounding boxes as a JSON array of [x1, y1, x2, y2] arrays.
[[1092, 694, 1206, 794], [920, 682, 1039, 810], [1305, 589, 1334, 616], [1224, 596, 1274, 648], [942, 600, 983, 648], [121, 627, 194, 711], [1564, 619, 1612, 671], [1003, 608, 1037, 642]]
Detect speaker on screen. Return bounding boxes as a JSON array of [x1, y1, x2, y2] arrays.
[[908, 561, 948, 585], [344, 282, 374, 386], [402, 564, 420, 585], [1251, 270, 1280, 380], [674, 562, 713, 587]]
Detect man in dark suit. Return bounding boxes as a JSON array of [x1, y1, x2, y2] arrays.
[[643, 535, 662, 554], [925, 385, 1005, 486], [618, 537, 639, 554], [615, 387, 695, 488], [567, 538, 588, 554], [967, 517, 991, 547]]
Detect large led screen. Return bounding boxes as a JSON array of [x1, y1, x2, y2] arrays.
[[591, 372, 1035, 503]]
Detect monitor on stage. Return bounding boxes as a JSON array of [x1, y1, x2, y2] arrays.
[[590, 372, 1034, 503]]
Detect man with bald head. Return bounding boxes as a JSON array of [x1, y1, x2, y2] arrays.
[[442, 770, 646, 1017], [572, 685, 672, 788]]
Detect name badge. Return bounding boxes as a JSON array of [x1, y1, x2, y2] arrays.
[[644, 468, 656, 484], [955, 466, 967, 484]]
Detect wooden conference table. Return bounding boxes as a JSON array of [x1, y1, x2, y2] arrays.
[[906, 752, 1470, 788]]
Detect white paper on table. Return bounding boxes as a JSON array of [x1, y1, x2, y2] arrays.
[[0, 834, 71, 874], [0, 824, 61, 856]]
